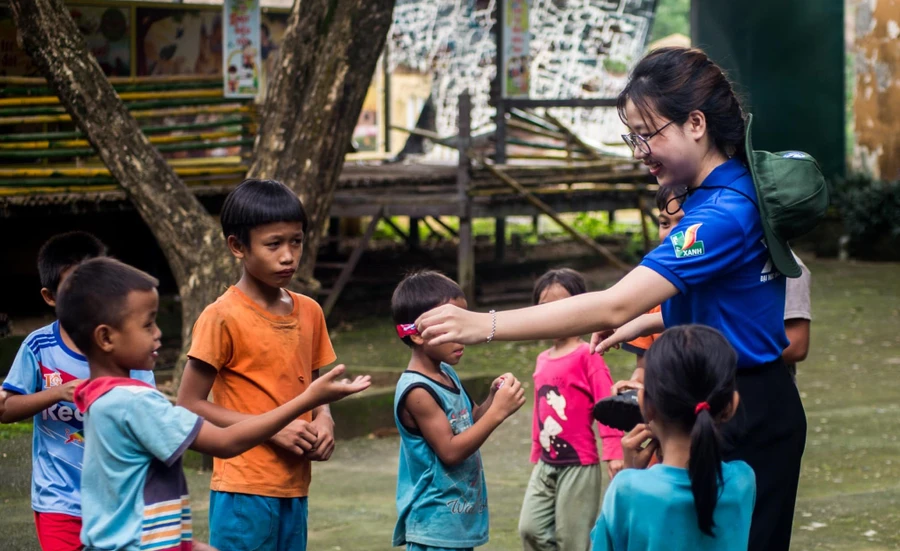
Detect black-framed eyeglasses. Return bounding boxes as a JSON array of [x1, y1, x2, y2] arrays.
[[621, 120, 675, 156]]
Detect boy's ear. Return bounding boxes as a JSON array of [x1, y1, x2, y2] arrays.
[[409, 334, 425, 346], [40, 288, 56, 308], [720, 390, 741, 423], [93, 324, 116, 353], [226, 235, 246, 259]]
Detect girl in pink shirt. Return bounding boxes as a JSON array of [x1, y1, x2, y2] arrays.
[[519, 268, 624, 551]]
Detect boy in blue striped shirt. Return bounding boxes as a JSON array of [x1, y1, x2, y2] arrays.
[[1, 232, 155, 551]]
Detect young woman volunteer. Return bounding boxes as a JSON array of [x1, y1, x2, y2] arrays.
[[415, 47, 808, 551]]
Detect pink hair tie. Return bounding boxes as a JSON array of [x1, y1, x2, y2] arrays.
[[694, 401, 711, 415], [396, 324, 418, 338]]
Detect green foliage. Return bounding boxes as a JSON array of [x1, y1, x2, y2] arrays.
[[831, 173, 900, 260], [649, 0, 690, 43], [602, 58, 629, 75]]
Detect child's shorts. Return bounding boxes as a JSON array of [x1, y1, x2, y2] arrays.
[[34, 511, 83, 551], [209, 491, 308, 551], [407, 544, 474, 551]]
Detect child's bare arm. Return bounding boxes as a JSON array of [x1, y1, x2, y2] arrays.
[[407, 377, 525, 466], [177, 358, 321, 456], [176, 359, 248, 426], [0, 380, 85, 424], [590, 312, 665, 355], [783, 318, 810, 364], [190, 366, 370, 458], [306, 369, 336, 461]]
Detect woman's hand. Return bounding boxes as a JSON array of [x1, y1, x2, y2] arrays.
[[590, 330, 618, 355], [416, 304, 492, 346], [621, 423, 658, 470]]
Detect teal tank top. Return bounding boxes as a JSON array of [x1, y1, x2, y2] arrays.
[[392, 363, 489, 548]]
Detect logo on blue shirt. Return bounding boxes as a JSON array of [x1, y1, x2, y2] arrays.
[[670, 223, 706, 258], [781, 151, 808, 159]]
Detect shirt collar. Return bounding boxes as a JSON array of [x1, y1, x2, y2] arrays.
[[683, 158, 750, 213], [74, 376, 155, 413]]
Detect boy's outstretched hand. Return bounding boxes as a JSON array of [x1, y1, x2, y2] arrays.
[[307, 365, 371, 406], [0, 390, 6, 418], [488, 375, 526, 420]]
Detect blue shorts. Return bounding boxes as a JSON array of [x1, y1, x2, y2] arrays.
[[209, 491, 308, 551], [406, 544, 474, 551]]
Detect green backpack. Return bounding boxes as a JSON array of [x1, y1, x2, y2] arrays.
[[744, 114, 830, 278]]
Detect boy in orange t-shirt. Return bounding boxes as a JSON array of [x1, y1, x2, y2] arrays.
[[177, 179, 337, 551]]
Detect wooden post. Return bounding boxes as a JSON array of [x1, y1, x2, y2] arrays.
[[495, 217, 507, 261], [326, 216, 340, 256], [637, 195, 651, 255], [494, 1, 507, 165], [382, 43, 392, 153], [409, 217, 421, 250], [457, 92, 475, 302]]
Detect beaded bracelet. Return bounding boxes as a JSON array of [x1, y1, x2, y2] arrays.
[[486, 309, 497, 343]]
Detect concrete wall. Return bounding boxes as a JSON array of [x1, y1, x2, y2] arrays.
[[849, 0, 900, 180]]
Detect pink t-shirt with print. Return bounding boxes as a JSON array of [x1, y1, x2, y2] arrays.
[[530, 342, 623, 465]]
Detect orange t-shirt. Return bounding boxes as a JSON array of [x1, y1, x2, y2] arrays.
[[187, 286, 336, 498], [623, 304, 662, 355]]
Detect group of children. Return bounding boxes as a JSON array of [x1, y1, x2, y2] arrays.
[[1, 178, 807, 551], [2, 179, 370, 551]]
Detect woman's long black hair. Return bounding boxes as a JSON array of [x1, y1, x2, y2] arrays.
[[643, 325, 738, 536]]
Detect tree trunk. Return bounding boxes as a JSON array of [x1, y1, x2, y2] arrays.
[[249, 0, 396, 293], [9, 0, 237, 386]]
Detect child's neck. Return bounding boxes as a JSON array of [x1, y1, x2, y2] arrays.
[[57, 324, 84, 357], [653, 421, 692, 470], [87, 355, 135, 379], [548, 336, 583, 357], [407, 348, 451, 383], [236, 270, 289, 313]]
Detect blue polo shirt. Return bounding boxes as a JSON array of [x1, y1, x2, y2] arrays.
[[641, 158, 788, 367]]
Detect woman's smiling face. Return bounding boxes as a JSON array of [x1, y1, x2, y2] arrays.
[[624, 99, 707, 189]]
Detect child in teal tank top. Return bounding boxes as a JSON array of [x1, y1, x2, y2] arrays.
[[391, 271, 526, 551]]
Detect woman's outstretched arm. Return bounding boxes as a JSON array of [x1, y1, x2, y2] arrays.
[[417, 266, 677, 345]]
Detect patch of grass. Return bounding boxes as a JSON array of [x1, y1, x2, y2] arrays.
[[0, 422, 31, 442]]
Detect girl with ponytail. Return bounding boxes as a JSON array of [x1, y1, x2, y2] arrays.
[[591, 325, 755, 551]]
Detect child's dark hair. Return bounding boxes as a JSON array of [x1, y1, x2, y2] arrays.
[[532, 268, 587, 305], [220, 179, 308, 246], [655, 184, 690, 211], [642, 325, 738, 537], [37, 231, 107, 295], [618, 47, 746, 162], [392, 271, 465, 347], [56, 258, 159, 354]]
